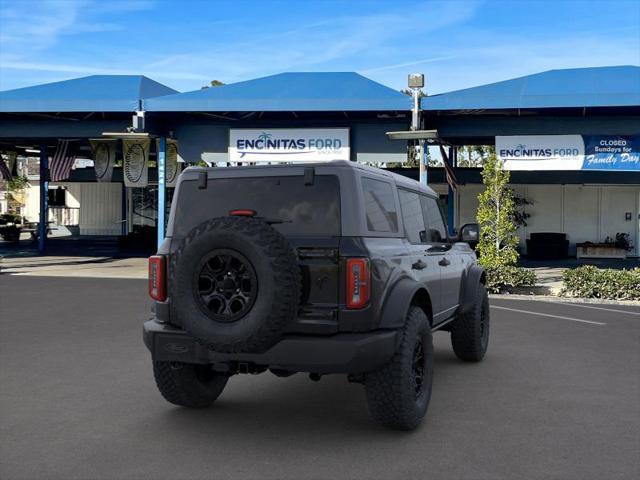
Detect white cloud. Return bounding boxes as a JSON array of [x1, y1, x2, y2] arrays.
[[0, 0, 152, 56], [361, 56, 459, 74]]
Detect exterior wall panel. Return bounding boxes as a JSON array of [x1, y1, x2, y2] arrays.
[[78, 183, 122, 235], [437, 182, 640, 257]]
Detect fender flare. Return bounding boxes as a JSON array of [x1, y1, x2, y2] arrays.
[[458, 265, 486, 314], [378, 278, 433, 330]]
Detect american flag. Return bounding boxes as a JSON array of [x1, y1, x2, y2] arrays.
[[49, 140, 78, 182], [439, 145, 458, 190], [0, 157, 12, 181]]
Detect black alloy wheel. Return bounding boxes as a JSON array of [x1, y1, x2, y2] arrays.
[[195, 249, 257, 323]]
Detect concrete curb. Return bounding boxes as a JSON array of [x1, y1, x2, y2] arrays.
[[489, 293, 640, 307]]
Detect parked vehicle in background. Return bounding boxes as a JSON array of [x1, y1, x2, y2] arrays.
[[143, 161, 489, 430]]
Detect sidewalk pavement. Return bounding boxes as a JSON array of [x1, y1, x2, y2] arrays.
[[0, 255, 565, 294], [0, 256, 147, 279]]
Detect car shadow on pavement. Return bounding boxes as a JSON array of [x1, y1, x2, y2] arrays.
[[142, 348, 469, 442]]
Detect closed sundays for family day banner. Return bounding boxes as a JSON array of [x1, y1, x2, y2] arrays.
[[229, 128, 350, 162], [496, 135, 640, 171]]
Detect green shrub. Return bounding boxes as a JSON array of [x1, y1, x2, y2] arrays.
[[484, 265, 537, 294], [562, 266, 640, 300]]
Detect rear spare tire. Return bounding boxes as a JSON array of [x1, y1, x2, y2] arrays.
[[170, 217, 300, 353]]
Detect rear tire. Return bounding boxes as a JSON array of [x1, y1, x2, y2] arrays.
[[450, 284, 490, 362], [364, 306, 433, 430], [153, 361, 228, 408]]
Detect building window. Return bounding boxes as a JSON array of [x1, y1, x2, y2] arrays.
[[48, 188, 66, 207]]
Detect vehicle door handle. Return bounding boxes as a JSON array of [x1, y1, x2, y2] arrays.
[[438, 257, 450, 267], [426, 245, 452, 253], [412, 260, 427, 270]]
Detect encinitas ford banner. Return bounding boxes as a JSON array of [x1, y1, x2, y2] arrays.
[[229, 128, 350, 162], [497, 135, 640, 171], [496, 135, 584, 170]]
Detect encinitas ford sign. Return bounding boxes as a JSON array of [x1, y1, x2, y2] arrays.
[[497, 135, 640, 171], [229, 128, 350, 162], [496, 135, 585, 170]]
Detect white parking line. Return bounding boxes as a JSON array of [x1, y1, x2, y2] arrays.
[[491, 305, 606, 326], [535, 301, 640, 317]]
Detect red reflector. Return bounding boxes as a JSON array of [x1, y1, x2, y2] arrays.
[[229, 209, 256, 217], [346, 258, 370, 309], [148, 255, 166, 302]]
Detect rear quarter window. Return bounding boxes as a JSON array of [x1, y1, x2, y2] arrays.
[[171, 175, 341, 237], [361, 177, 398, 233]]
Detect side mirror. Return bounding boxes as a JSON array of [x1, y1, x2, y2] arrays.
[[459, 223, 479, 243]]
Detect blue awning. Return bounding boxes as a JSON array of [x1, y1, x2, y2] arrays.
[[0, 75, 178, 113], [145, 72, 411, 112], [422, 66, 640, 111]]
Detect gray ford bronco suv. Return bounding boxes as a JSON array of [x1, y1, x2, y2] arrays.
[[144, 161, 488, 430]]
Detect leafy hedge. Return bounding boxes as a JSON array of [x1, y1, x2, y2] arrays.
[[484, 265, 537, 294], [562, 266, 640, 300]]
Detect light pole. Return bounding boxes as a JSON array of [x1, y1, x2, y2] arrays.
[[408, 73, 426, 185]]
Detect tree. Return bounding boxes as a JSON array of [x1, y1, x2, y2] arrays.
[[457, 145, 495, 167], [201, 79, 225, 89], [476, 153, 519, 268]]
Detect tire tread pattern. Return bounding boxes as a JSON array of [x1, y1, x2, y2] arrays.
[[153, 361, 228, 408], [364, 307, 433, 430], [450, 284, 489, 362], [170, 217, 301, 353]]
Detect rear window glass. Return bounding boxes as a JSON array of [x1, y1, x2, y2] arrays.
[[361, 177, 398, 233], [172, 175, 340, 237]]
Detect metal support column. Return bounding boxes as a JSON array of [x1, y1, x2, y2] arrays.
[[38, 145, 48, 254], [447, 146, 456, 236], [121, 182, 127, 236], [157, 137, 166, 250], [419, 140, 427, 185]]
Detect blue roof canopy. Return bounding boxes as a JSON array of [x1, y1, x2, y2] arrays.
[[422, 66, 640, 111], [145, 72, 411, 112], [0, 75, 178, 113]]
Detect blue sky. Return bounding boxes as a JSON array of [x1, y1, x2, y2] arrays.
[[0, 0, 638, 94]]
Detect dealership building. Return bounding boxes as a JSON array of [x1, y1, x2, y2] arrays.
[[0, 65, 638, 257]]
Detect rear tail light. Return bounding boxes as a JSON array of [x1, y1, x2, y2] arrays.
[[229, 209, 256, 217], [346, 258, 370, 309], [149, 255, 166, 301]]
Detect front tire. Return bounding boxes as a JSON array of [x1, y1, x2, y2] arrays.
[[364, 306, 433, 431], [450, 284, 490, 362], [153, 361, 228, 408]]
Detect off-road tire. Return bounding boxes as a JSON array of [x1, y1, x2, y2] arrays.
[[153, 361, 228, 408], [364, 306, 433, 431], [170, 216, 300, 354], [450, 284, 490, 362]]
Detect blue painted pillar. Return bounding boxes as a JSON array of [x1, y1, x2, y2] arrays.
[[447, 146, 456, 236], [157, 137, 166, 250], [38, 145, 48, 254]]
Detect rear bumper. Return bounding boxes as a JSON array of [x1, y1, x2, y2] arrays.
[[143, 319, 397, 374]]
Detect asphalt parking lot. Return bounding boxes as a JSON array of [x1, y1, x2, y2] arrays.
[[1, 275, 638, 480]]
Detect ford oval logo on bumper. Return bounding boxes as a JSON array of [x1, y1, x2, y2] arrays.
[[163, 342, 189, 354]]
